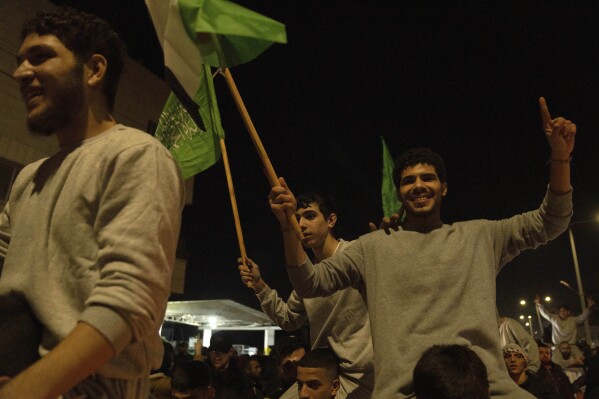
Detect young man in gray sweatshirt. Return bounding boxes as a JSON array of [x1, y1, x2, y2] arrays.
[[239, 193, 374, 398], [0, 9, 183, 398], [268, 98, 574, 398]]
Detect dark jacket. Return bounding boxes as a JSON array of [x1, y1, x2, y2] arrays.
[[537, 362, 576, 399], [520, 371, 560, 399]]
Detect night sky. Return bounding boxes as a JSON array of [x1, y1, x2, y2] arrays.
[[52, 1, 599, 334]]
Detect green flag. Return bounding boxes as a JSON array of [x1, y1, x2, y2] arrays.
[[178, 0, 287, 68], [154, 65, 224, 179], [146, 0, 287, 97], [146, 0, 286, 178], [381, 137, 403, 218]]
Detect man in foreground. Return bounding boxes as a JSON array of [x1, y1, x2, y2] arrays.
[[269, 98, 574, 397], [0, 8, 184, 398]]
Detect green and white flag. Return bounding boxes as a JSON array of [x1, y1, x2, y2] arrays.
[[155, 64, 223, 179], [381, 137, 403, 218], [145, 0, 287, 178]]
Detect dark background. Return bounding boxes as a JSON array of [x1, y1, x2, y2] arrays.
[[51, 0, 599, 341]]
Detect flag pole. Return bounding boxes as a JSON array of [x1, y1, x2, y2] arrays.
[[221, 68, 304, 240], [219, 138, 247, 261]]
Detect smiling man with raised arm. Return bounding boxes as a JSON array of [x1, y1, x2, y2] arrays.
[[269, 98, 574, 398]]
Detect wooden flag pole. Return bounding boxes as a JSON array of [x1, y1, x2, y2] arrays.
[[221, 68, 304, 240], [219, 137, 247, 261]]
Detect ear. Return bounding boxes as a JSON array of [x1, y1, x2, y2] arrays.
[[327, 213, 337, 229], [441, 182, 448, 197], [331, 378, 340, 396], [86, 54, 108, 87]]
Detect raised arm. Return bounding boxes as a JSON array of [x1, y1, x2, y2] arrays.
[[269, 177, 307, 268], [540, 97, 576, 195], [575, 295, 595, 324], [535, 295, 553, 322], [238, 257, 308, 330]]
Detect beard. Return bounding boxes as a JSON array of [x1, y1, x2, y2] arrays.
[[27, 63, 85, 136]]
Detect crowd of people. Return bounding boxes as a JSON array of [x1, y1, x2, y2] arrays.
[[0, 5, 595, 399], [146, 324, 599, 399]]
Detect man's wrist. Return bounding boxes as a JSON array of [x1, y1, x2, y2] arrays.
[[253, 279, 267, 294]]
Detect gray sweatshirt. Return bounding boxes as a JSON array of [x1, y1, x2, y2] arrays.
[[288, 189, 572, 398], [257, 240, 374, 397], [0, 125, 184, 379]]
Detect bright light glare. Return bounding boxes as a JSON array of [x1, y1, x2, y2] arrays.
[[519, 315, 525, 320], [520, 300, 526, 305], [525, 322, 530, 326], [528, 315, 532, 319], [545, 296, 551, 302], [208, 315, 218, 329]]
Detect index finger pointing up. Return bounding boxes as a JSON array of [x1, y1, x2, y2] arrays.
[[539, 97, 552, 128]]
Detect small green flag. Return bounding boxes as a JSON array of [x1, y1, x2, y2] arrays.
[[381, 137, 403, 218], [155, 64, 224, 179]]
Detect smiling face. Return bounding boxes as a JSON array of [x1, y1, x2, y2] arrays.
[[397, 163, 447, 224], [13, 34, 85, 136]]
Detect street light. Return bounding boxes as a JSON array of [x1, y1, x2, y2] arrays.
[[567, 218, 599, 344], [560, 280, 578, 294], [545, 296, 551, 302], [520, 300, 527, 306], [526, 315, 534, 336]]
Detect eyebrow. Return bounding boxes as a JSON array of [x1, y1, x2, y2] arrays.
[[16, 44, 55, 64]]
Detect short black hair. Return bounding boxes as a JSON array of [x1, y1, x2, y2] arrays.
[[296, 348, 340, 378], [413, 345, 489, 399], [559, 304, 571, 312], [297, 193, 336, 219], [393, 148, 447, 186], [21, 8, 126, 112], [538, 341, 551, 350], [171, 360, 212, 392]]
